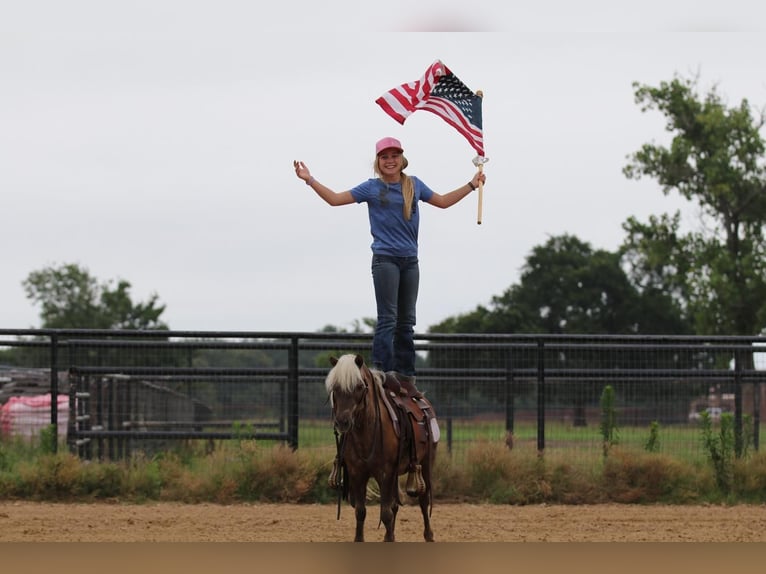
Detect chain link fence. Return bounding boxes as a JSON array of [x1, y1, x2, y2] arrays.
[[1, 329, 763, 463]]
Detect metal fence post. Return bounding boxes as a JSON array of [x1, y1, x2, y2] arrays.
[[287, 336, 299, 450], [537, 338, 545, 454], [49, 332, 59, 453], [734, 350, 744, 458], [754, 380, 761, 452], [504, 350, 514, 441]]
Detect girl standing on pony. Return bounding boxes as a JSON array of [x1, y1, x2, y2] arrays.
[[293, 137, 485, 385]]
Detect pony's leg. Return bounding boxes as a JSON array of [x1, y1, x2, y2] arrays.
[[391, 498, 399, 538], [379, 476, 397, 542], [354, 503, 367, 542], [418, 490, 434, 542], [418, 463, 435, 542], [351, 479, 367, 542]]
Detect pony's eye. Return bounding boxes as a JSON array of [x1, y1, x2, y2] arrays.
[[355, 382, 366, 393]]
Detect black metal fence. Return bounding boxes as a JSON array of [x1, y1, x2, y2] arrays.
[[1, 329, 764, 463]]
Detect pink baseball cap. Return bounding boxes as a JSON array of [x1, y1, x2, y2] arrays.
[[375, 137, 403, 155]]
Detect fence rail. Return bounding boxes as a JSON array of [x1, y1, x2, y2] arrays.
[[1, 329, 764, 462]]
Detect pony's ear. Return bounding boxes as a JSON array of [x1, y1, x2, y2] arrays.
[[330, 356, 339, 366], [354, 354, 365, 368]]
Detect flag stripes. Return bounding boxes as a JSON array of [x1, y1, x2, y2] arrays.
[[375, 60, 484, 156]]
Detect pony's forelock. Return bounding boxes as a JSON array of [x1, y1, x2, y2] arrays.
[[325, 354, 363, 395]]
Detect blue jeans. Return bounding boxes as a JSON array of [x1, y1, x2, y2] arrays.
[[370, 254, 419, 376]]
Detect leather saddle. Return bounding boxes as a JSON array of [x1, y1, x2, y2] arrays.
[[377, 371, 439, 445]]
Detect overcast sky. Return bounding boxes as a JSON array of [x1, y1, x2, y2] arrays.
[[2, 3, 766, 333]]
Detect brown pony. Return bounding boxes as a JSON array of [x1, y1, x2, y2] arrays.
[[325, 354, 438, 542]]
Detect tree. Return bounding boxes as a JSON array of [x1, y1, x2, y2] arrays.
[[502, 234, 643, 335], [623, 74, 766, 336], [430, 234, 689, 336], [22, 263, 168, 330], [426, 234, 691, 425]]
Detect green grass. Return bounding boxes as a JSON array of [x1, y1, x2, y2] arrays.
[[2, 417, 764, 505], [300, 416, 760, 465]]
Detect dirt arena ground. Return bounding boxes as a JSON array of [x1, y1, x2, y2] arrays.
[[1, 501, 765, 542], [3, 502, 765, 574]]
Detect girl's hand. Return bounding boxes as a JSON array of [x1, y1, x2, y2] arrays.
[[471, 171, 486, 189], [293, 160, 311, 183]]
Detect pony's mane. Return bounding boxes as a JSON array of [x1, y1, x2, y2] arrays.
[[325, 354, 382, 395], [325, 354, 362, 394]]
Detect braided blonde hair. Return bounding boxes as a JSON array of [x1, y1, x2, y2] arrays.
[[375, 155, 414, 221]]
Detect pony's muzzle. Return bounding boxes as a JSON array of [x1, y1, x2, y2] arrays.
[[333, 414, 353, 433]]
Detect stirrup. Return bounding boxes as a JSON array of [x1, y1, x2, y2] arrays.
[[405, 464, 425, 497], [328, 457, 340, 489], [396, 373, 424, 399]]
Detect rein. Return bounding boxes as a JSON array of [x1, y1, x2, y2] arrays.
[[331, 366, 384, 518], [333, 428, 345, 519], [360, 369, 383, 465]]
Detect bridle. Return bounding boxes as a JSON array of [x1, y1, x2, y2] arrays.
[[330, 374, 369, 432], [330, 364, 383, 471]]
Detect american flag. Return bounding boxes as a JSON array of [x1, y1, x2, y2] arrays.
[[375, 60, 484, 156]]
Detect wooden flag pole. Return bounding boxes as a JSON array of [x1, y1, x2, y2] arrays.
[[474, 90, 485, 225], [476, 162, 484, 225]]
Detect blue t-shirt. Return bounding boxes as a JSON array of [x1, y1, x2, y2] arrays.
[[350, 176, 434, 257]]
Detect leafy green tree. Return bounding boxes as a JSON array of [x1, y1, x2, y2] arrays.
[[427, 234, 690, 423], [430, 234, 689, 336], [22, 263, 167, 330], [623, 74, 766, 336], [503, 235, 642, 334]]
